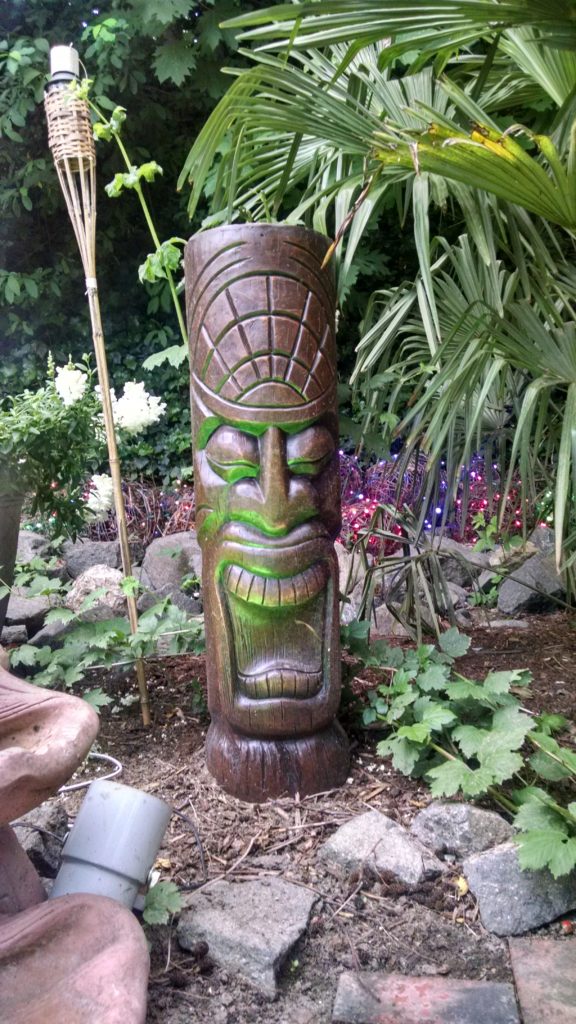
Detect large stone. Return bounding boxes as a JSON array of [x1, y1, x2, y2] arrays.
[[65, 565, 125, 615], [177, 877, 316, 997], [139, 532, 202, 615], [12, 799, 69, 878], [463, 841, 576, 935], [410, 803, 513, 858], [528, 525, 556, 555], [0, 624, 28, 645], [372, 604, 411, 637], [423, 536, 490, 587], [62, 539, 121, 578], [6, 588, 51, 635], [332, 972, 520, 1023], [497, 554, 566, 615], [336, 543, 368, 594], [509, 936, 576, 1024], [318, 810, 444, 885], [16, 530, 50, 564]]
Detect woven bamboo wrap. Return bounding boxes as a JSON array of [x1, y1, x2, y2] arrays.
[[44, 89, 95, 169]]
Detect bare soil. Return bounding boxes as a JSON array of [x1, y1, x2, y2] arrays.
[[66, 611, 576, 1024]]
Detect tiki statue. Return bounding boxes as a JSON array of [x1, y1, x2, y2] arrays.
[[185, 224, 349, 801]]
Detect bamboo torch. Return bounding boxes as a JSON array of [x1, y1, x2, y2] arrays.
[[44, 46, 151, 726]]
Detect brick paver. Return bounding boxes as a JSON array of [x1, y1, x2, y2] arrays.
[[509, 936, 576, 1023], [332, 971, 520, 1023]]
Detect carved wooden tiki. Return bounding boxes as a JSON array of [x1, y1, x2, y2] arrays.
[[185, 224, 349, 802]]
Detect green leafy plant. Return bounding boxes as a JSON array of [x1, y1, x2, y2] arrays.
[[0, 357, 104, 535], [346, 625, 576, 877], [142, 879, 182, 925], [9, 587, 204, 703]]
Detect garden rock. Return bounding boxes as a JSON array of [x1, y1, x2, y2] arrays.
[[463, 841, 576, 935], [65, 565, 125, 615], [372, 604, 410, 637], [424, 536, 490, 586], [336, 543, 368, 594], [332, 972, 520, 1024], [5, 588, 51, 635], [16, 530, 50, 564], [177, 877, 317, 997], [62, 538, 121, 578], [410, 802, 513, 858], [140, 531, 203, 615], [340, 581, 365, 625], [318, 810, 444, 885], [12, 799, 68, 878], [528, 525, 556, 555], [0, 624, 27, 645], [497, 554, 566, 615]]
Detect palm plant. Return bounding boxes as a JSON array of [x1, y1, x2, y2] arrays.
[[179, 0, 576, 568]]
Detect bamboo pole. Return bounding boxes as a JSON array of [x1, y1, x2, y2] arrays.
[[44, 54, 151, 726]]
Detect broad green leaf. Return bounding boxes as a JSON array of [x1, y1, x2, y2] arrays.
[[397, 722, 430, 743], [83, 688, 113, 710], [453, 724, 487, 758], [143, 880, 182, 925], [483, 670, 529, 695], [479, 749, 524, 785], [153, 40, 197, 86], [142, 344, 188, 370], [517, 830, 576, 877], [44, 607, 76, 625], [377, 735, 421, 775], [514, 800, 568, 834], [9, 643, 44, 667], [438, 627, 471, 658], [416, 663, 450, 691], [417, 700, 456, 731], [529, 751, 572, 781]]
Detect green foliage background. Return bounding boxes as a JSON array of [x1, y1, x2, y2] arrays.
[[0, 0, 267, 480]]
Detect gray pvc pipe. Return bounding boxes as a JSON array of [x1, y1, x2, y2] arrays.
[[50, 779, 172, 907]]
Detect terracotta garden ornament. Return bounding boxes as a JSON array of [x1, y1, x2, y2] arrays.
[[186, 223, 350, 802], [0, 668, 150, 1021]]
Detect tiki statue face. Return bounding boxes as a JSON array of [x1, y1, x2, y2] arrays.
[[185, 225, 348, 799]]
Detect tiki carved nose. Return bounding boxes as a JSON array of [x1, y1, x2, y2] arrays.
[[233, 427, 318, 533]]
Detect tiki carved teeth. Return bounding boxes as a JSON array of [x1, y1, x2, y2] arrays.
[[223, 561, 328, 607], [238, 669, 322, 699]]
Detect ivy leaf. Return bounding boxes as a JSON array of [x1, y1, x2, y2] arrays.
[[142, 344, 188, 370], [153, 40, 197, 86], [479, 749, 524, 786], [517, 831, 576, 878], [438, 627, 470, 658], [377, 736, 421, 775], [83, 688, 113, 710], [416, 663, 450, 692], [44, 607, 76, 625], [397, 722, 430, 743], [143, 880, 182, 925], [514, 800, 568, 834], [419, 701, 456, 731], [10, 643, 44, 666], [483, 669, 530, 695], [529, 751, 571, 781], [427, 759, 477, 797]]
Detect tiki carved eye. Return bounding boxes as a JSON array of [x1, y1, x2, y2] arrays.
[[205, 426, 260, 482], [286, 426, 335, 477]]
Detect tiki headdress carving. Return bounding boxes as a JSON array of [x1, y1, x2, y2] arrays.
[[186, 225, 349, 802]]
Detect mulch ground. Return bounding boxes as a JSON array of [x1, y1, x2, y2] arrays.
[[62, 610, 576, 1024]]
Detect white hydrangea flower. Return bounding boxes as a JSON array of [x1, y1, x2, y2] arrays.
[[113, 381, 167, 434], [86, 473, 114, 520], [55, 365, 88, 406]]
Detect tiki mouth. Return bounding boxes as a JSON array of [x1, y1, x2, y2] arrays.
[[221, 561, 328, 701]]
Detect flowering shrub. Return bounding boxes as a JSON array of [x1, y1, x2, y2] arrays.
[[110, 381, 166, 434], [0, 358, 167, 535], [0, 358, 104, 534]]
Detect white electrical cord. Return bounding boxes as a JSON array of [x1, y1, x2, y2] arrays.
[[59, 751, 123, 793]]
